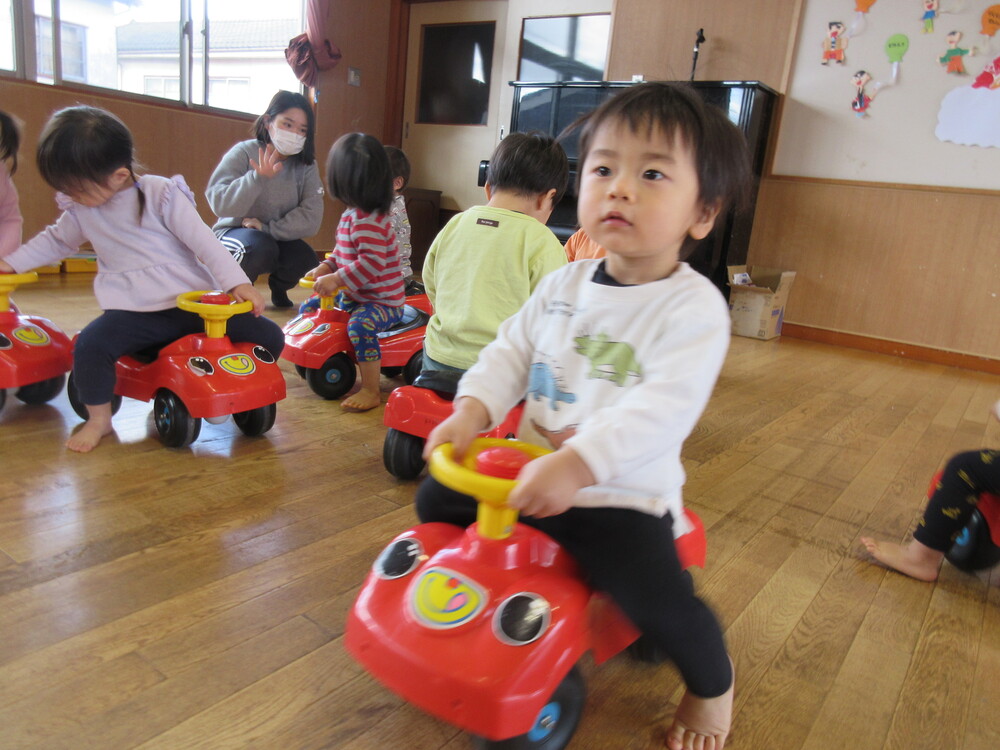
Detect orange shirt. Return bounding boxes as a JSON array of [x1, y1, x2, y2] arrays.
[[564, 228, 605, 261]]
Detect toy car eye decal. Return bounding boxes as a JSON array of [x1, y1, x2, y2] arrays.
[[411, 566, 487, 629], [252, 346, 275, 364], [494, 593, 551, 646], [312, 323, 330, 336], [217, 353, 256, 376], [0, 332, 10, 350], [286, 318, 315, 336], [12, 325, 51, 347], [187, 357, 214, 376], [374, 537, 423, 579]]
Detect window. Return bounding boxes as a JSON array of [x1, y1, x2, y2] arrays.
[[417, 22, 495, 126], [36, 16, 86, 82], [518, 14, 610, 82], [8, 0, 305, 116]]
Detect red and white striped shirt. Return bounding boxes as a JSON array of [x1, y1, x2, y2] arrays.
[[333, 207, 405, 307]]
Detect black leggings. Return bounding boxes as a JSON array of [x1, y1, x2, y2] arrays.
[[913, 450, 1000, 551], [415, 477, 733, 698], [218, 227, 317, 291], [73, 307, 285, 405]]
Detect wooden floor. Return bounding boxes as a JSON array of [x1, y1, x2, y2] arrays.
[[1, 273, 999, 750]]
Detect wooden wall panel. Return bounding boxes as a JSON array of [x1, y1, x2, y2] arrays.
[[607, 0, 802, 91], [747, 178, 1000, 360], [0, 80, 252, 238]]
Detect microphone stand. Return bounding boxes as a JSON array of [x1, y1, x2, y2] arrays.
[[690, 28, 706, 81]]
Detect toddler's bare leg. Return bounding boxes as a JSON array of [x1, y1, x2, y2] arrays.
[[666, 658, 734, 750], [342, 359, 381, 412], [860, 537, 944, 581], [67, 402, 115, 453]]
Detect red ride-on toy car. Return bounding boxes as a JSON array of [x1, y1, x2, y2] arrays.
[[282, 280, 432, 400], [383, 370, 523, 480], [347, 437, 707, 749], [0, 272, 73, 413], [67, 291, 286, 448]]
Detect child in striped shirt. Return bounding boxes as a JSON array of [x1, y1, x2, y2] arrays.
[[306, 133, 404, 412]]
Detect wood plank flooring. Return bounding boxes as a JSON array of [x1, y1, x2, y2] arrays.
[[1, 273, 998, 749]]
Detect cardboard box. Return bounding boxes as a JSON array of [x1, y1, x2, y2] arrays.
[[727, 265, 796, 340]]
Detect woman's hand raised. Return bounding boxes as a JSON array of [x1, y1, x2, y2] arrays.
[[249, 143, 284, 179]]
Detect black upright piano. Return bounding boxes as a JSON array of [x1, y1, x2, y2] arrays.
[[499, 80, 778, 296]]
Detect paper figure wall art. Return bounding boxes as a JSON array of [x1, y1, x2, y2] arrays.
[[972, 54, 1000, 88], [851, 70, 874, 116], [922, 0, 940, 33], [939, 30, 975, 73], [823, 22, 849, 65]]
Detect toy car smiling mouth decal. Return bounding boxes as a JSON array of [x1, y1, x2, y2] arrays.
[[411, 566, 486, 629], [217, 353, 256, 375], [13, 325, 51, 347]]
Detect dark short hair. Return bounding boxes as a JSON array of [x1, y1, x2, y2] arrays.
[[384, 146, 411, 190], [36, 105, 136, 194], [254, 90, 317, 165], [0, 110, 21, 174], [486, 131, 569, 204], [326, 133, 394, 215], [575, 82, 751, 217]]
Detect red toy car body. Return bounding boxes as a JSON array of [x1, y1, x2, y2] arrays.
[[0, 272, 73, 413], [282, 288, 432, 400], [347, 439, 707, 748], [383, 373, 524, 480], [67, 291, 285, 447]]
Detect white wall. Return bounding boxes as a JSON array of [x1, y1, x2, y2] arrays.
[[773, 0, 1000, 189]]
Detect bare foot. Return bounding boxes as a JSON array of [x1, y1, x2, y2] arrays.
[[666, 679, 734, 750], [341, 388, 380, 412], [66, 418, 114, 453], [860, 537, 943, 581]]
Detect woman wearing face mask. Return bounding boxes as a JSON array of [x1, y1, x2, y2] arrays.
[[206, 90, 324, 307]]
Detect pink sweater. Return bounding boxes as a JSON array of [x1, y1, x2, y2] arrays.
[[5, 175, 250, 312], [0, 163, 22, 258]]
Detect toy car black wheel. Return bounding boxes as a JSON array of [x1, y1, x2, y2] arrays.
[[383, 428, 426, 480], [0, 388, 6, 412], [153, 389, 202, 448], [945, 507, 1000, 572], [471, 665, 585, 750], [403, 351, 423, 385], [305, 353, 357, 400], [15, 374, 66, 405], [233, 403, 277, 437], [66, 371, 123, 420], [294, 364, 307, 379], [380, 366, 402, 378]]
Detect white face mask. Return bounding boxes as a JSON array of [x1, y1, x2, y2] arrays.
[[269, 124, 306, 156]]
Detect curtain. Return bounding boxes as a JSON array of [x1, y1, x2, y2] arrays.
[[285, 0, 342, 89]]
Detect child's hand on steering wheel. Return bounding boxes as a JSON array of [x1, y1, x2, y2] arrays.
[[229, 282, 265, 316], [424, 396, 490, 461], [507, 448, 595, 518]]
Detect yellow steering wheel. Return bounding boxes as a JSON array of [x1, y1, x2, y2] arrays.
[[298, 277, 345, 311], [429, 438, 550, 540], [0, 272, 39, 313], [176, 291, 252, 338]]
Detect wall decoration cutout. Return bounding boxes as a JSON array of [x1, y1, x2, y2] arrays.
[[922, 0, 940, 33], [823, 21, 850, 65], [852, 35, 908, 118], [936, 56, 1000, 147], [856, 0, 878, 11], [939, 30, 976, 73], [981, 5, 1000, 37]]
